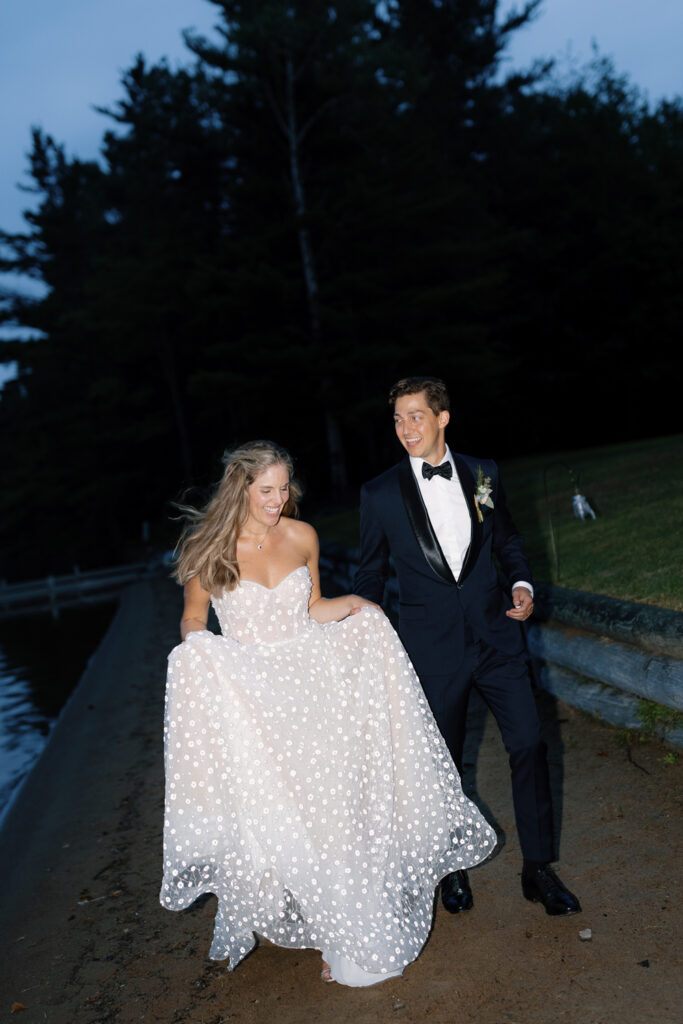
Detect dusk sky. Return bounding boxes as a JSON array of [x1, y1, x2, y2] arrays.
[[1, 0, 681, 285]]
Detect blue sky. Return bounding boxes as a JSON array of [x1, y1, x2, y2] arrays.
[[504, 0, 682, 102], [1, 0, 681, 255], [1, 0, 218, 236]]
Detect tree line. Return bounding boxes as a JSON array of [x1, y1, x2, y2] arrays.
[[1, 0, 681, 579]]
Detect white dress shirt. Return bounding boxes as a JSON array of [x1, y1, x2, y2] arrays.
[[410, 446, 533, 596], [410, 446, 471, 579]]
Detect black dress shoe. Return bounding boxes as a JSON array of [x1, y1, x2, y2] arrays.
[[441, 870, 473, 914], [522, 864, 581, 916]]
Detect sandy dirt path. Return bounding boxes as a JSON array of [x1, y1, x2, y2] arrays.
[[1, 579, 681, 1024]]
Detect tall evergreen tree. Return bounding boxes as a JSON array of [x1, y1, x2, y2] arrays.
[[478, 56, 683, 448], [185, 1, 396, 495], [93, 57, 235, 485], [0, 62, 234, 575], [0, 132, 113, 576]]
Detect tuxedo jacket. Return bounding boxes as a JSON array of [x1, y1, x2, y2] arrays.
[[354, 453, 533, 678]]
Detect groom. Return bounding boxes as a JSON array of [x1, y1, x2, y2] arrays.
[[354, 376, 580, 916]]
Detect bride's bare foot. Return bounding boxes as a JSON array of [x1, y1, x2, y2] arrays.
[[321, 958, 333, 983]]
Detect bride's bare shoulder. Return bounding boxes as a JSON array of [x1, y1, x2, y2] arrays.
[[281, 517, 318, 543]]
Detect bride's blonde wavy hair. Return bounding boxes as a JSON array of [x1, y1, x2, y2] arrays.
[[173, 440, 301, 594]]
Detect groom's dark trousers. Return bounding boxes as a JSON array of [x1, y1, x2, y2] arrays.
[[354, 453, 554, 864]]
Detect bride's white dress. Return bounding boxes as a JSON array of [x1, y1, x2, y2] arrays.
[[160, 566, 495, 985]]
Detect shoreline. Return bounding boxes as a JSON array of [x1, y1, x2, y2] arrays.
[[0, 639, 107, 834], [0, 578, 180, 944], [0, 600, 118, 828]]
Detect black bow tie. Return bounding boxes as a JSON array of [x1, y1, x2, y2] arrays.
[[422, 461, 452, 481]]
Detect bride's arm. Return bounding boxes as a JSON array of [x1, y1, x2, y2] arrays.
[[303, 524, 382, 623], [180, 575, 212, 639], [309, 592, 381, 623]]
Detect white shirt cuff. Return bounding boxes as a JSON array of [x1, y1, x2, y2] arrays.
[[512, 581, 534, 598]]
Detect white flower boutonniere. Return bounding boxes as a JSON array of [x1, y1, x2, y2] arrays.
[[474, 465, 494, 523]]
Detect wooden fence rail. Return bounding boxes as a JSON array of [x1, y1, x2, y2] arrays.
[[532, 583, 683, 659], [526, 624, 683, 712]]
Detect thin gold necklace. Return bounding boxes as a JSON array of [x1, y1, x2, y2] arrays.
[[242, 528, 269, 550]]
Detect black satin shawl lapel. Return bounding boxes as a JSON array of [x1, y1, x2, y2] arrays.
[[398, 458, 455, 585], [452, 454, 483, 586]]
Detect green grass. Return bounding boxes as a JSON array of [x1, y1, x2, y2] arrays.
[[313, 434, 683, 611], [501, 434, 683, 610]]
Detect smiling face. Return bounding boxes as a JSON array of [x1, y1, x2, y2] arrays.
[[246, 463, 291, 530], [393, 390, 450, 465]]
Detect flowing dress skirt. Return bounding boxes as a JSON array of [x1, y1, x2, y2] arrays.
[[160, 568, 495, 983]]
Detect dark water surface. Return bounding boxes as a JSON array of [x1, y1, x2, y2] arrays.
[[0, 602, 116, 824]]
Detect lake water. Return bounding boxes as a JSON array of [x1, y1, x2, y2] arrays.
[[0, 602, 116, 824]]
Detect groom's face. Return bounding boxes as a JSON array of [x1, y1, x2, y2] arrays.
[[393, 391, 450, 465]]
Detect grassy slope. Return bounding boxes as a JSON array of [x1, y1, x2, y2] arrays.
[[313, 434, 683, 611], [501, 434, 682, 610]]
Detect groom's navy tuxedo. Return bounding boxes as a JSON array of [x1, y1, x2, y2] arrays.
[[355, 452, 554, 863]]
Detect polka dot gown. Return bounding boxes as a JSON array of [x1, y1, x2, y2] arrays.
[[160, 567, 495, 975]]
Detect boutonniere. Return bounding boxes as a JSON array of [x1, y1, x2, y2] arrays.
[[474, 465, 494, 523]]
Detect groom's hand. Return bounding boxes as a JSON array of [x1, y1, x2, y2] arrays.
[[506, 587, 534, 621]]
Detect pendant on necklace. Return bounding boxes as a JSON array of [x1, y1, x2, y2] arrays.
[[257, 544, 263, 550]]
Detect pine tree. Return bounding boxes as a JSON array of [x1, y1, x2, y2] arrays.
[[185, 1, 394, 496]]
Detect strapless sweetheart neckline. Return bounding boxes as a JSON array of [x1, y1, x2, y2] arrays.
[[239, 564, 309, 591]]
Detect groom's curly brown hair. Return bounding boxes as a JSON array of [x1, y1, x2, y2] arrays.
[[388, 376, 450, 415]]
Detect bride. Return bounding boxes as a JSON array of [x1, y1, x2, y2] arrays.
[[160, 440, 495, 986]]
